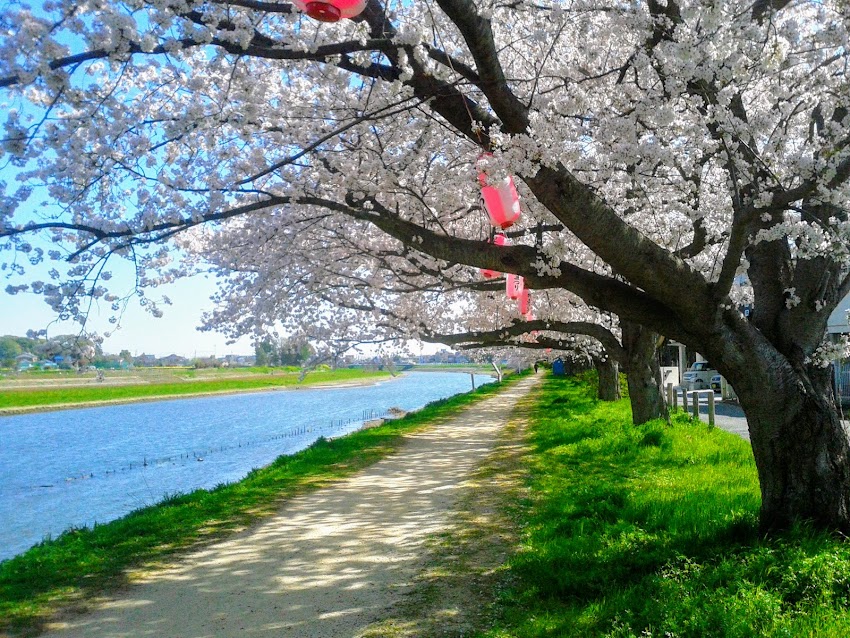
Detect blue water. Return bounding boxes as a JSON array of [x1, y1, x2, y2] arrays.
[[0, 371, 494, 561]]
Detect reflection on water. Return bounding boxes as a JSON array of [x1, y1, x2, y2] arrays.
[[0, 371, 493, 561]]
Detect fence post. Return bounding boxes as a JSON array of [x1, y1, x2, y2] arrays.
[[492, 361, 503, 382], [692, 391, 700, 420], [666, 383, 673, 411], [470, 372, 476, 390], [708, 391, 716, 427], [682, 388, 688, 413]]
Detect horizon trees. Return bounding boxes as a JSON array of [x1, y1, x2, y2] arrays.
[[2, 0, 850, 532]]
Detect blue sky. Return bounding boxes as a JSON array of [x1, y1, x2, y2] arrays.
[[0, 275, 255, 357]]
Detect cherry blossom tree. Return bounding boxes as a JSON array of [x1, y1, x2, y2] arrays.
[[420, 312, 668, 420], [2, 0, 850, 532]]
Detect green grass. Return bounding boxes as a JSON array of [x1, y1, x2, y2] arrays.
[[484, 376, 850, 638], [0, 373, 518, 637], [0, 368, 389, 409]]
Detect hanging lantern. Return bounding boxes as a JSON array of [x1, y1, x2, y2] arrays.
[[293, 0, 366, 21], [480, 233, 509, 279], [506, 273, 524, 300], [518, 289, 530, 315], [524, 310, 539, 342], [478, 154, 521, 229]]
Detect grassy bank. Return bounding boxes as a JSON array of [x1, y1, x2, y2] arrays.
[[0, 373, 518, 637], [0, 368, 389, 410], [484, 376, 850, 637]]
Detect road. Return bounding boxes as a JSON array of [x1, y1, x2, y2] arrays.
[[680, 390, 750, 441]]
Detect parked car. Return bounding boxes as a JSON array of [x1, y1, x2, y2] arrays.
[[682, 361, 717, 389], [710, 374, 722, 390]]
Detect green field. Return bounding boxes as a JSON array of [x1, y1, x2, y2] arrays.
[[0, 368, 389, 410]]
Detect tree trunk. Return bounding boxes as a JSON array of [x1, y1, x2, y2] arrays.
[[621, 321, 668, 425], [699, 312, 850, 533], [732, 361, 850, 532], [594, 357, 621, 402]]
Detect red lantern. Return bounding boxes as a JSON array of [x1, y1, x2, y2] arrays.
[[481, 233, 509, 279], [518, 289, 530, 315], [524, 311, 539, 341], [478, 154, 521, 229], [293, 0, 366, 21], [506, 274, 524, 300]]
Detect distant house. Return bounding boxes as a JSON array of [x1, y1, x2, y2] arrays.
[[221, 354, 256, 367], [15, 352, 36, 371], [159, 354, 188, 367], [828, 295, 850, 338], [830, 294, 850, 404], [134, 354, 158, 367]]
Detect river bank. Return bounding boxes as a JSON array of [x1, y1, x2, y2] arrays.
[[0, 369, 393, 416], [0, 374, 522, 636], [0, 371, 501, 564]]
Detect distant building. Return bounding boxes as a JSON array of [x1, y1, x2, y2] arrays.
[[159, 354, 189, 367], [416, 350, 470, 365], [828, 295, 850, 337], [134, 354, 158, 367], [830, 294, 850, 404], [15, 352, 36, 371], [220, 354, 256, 367]]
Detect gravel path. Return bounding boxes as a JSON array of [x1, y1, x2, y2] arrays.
[[41, 375, 540, 638]]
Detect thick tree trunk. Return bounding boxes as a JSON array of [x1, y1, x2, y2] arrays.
[[625, 362, 668, 425], [701, 311, 850, 533], [732, 363, 850, 532], [594, 357, 621, 402], [621, 321, 668, 425]]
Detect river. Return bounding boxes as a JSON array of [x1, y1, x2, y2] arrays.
[[0, 371, 494, 562]]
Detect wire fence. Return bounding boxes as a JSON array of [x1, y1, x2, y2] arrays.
[[60, 408, 395, 483]]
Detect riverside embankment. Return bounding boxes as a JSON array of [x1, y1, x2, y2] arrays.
[[0, 372, 522, 637], [0, 371, 496, 562], [31, 375, 539, 638], [0, 368, 390, 416]]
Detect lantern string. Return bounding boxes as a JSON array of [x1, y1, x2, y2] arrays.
[[422, 0, 484, 147], [421, 0, 488, 238]]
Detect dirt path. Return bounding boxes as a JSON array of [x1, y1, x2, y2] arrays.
[[41, 375, 540, 638]]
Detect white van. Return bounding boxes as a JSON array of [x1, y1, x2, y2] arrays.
[[682, 361, 717, 389]]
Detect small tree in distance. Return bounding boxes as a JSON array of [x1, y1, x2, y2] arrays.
[[2, 0, 850, 533]]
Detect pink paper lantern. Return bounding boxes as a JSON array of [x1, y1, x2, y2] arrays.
[[293, 0, 366, 21], [506, 273, 524, 300], [518, 289, 530, 315], [480, 178, 521, 229], [523, 310, 538, 341], [481, 233, 509, 279], [478, 154, 521, 229]]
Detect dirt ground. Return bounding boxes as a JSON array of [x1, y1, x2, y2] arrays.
[[39, 375, 541, 638]]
